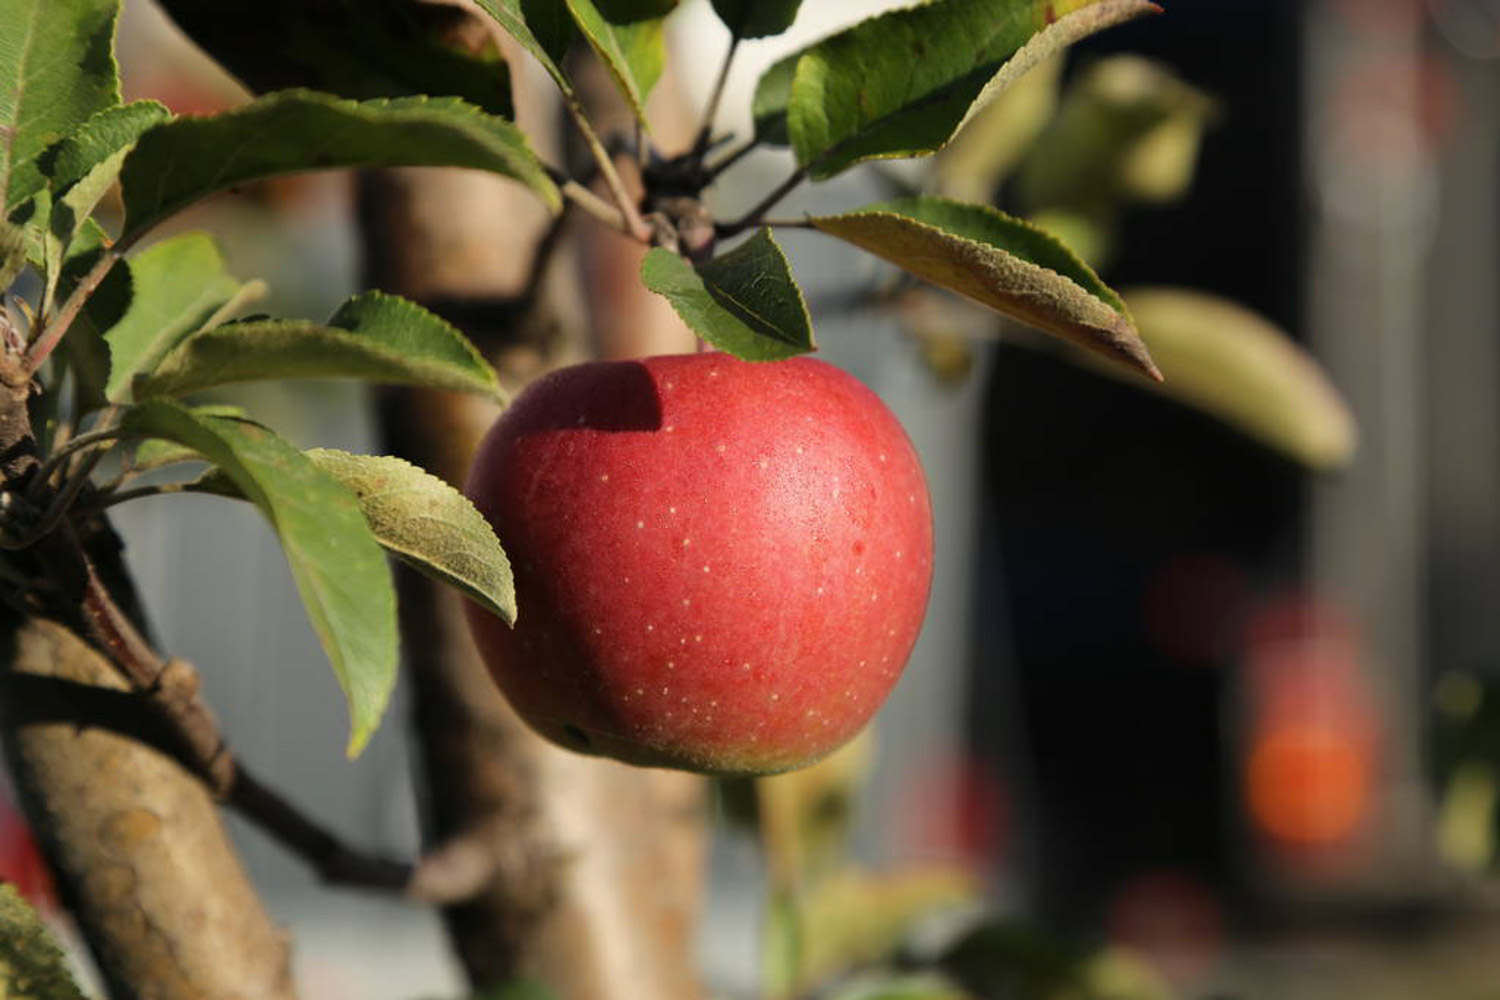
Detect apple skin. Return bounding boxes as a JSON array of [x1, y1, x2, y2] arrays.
[[464, 353, 933, 775]]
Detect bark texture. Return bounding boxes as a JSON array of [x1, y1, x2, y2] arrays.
[[360, 40, 708, 999], [1, 616, 296, 1000]]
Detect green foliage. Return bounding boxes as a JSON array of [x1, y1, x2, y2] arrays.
[[1016, 54, 1216, 214], [303, 449, 517, 626], [100, 233, 248, 402], [119, 403, 399, 757], [154, 0, 512, 116], [117, 89, 559, 244], [765, 868, 976, 1000], [0, 885, 88, 1000], [1121, 288, 1357, 469], [824, 975, 972, 1000], [471, 0, 576, 96], [753, 0, 1159, 179], [711, 0, 802, 40], [565, 0, 669, 125], [133, 290, 504, 401], [0, 0, 120, 212], [808, 196, 1156, 379], [642, 229, 813, 360]]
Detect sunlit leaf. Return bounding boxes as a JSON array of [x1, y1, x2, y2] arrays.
[[641, 229, 813, 360], [808, 196, 1156, 378], [1120, 287, 1356, 469], [0, 0, 120, 212], [134, 290, 503, 400], [118, 89, 560, 244], [305, 449, 517, 625], [120, 402, 398, 756], [566, 0, 667, 124], [750, 0, 1158, 178], [103, 232, 245, 402]]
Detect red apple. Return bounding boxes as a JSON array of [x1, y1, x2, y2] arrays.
[[464, 353, 933, 775]]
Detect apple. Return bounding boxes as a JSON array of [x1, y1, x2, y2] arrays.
[[464, 353, 933, 775]]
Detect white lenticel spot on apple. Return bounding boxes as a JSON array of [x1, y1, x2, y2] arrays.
[[695, 635, 703, 642], [661, 687, 669, 696], [681, 598, 691, 607], [758, 458, 768, 469], [681, 538, 691, 547], [770, 693, 780, 702], [668, 506, 677, 514], [879, 453, 887, 462], [665, 425, 675, 432], [715, 443, 726, 453], [645, 624, 654, 632], [636, 520, 645, 529], [741, 663, 751, 672], [702, 564, 710, 573], [666, 660, 675, 669], [599, 473, 609, 482]]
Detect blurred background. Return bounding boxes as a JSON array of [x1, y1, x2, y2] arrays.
[[3, 0, 1500, 997]]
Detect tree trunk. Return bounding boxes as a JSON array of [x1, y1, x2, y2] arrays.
[[359, 43, 708, 1000]]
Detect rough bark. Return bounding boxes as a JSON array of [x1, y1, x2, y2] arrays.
[[1, 618, 297, 1000], [360, 36, 708, 1000]]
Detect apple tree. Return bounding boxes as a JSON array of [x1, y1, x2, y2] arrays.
[[0, 1, 1352, 998]]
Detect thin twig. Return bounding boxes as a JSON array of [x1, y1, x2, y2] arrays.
[[26, 423, 125, 499], [761, 217, 816, 229], [56, 527, 460, 898], [705, 139, 757, 181], [561, 179, 628, 233], [694, 36, 740, 154], [715, 167, 808, 237], [24, 249, 119, 376], [563, 97, 651, 242]]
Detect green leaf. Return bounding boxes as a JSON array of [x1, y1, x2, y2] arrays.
[[102, 232, 244, 402], [0, 214, 23, 288], [134, 290, 503, 400], [1120, 287, 1357, 469], [565, 0, 666, 125], [130, 403, 249, 472], [808, 196, 1156, 378], [1016, 54, 1216, 213], [752, 0, 1157, 178], [641, 229, 813, 360], [770, 867, 977, 998], [305, 449, 516, 625], [153, 0, 512, 116], [711, 0, 801, 40], [0, 0, 120, 213], [118, 89, 559, 244], [40, 101, 171, 260], [472, 0, 577, 96], [0, 885, 88, 1000], [934, 55, 1063, 202], [751, 52, 797, 146], [120, 402, 398, 756], [825, 975, 971, 1000]]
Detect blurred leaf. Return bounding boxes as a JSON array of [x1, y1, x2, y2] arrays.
[[134, 290, 503, 400], [642, 229, 813, 360], [826, 975, 972, 1000], [473, 0, 577, 96], [1016, 54, 1216, 213], [1079, 947, 1174, 1000], [750, 0, 1158, 179], [305, 449, 517, 626], [756, 730, 875, 886], [566, 0, 667, 125], [937, 919, 1087, 1000], [0, 0, 120, 213], [120, 402, 398, 756], [470, 982, 561, 1000], [597, 0, 678, 18], [1027, 207, 1114, 271], [934, 55, 1063, 202], [0, 884, 87, 1000], [118, 89, 560, 244], [103, 232, 245, 402], [751, 56, 796, 146], [809, 196, 1156, 379], [1437, 761, 1497, 873], [711, 0, 801, 40], [770, 866, 978, 999], [1120, 287, 1356, 469], [155, 0, 513, 116], [763, 890, 803, 1000]]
